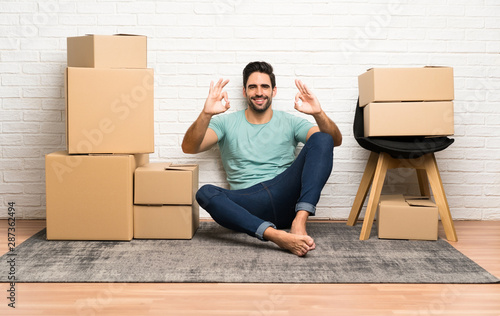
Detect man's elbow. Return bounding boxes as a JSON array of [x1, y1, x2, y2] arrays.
[[334, 134, 342, 147], [181, 142, 196, 154]]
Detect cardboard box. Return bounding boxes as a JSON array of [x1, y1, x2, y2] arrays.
[[377, 195, 438, 240], [134, 163, 199, 205], [358, 67, 454, 107], [133, 204, 200, 239], [45, 151, 149, 240], [363, 101, 454, 137], [135, 153, 150, 167], [65, 67, 154, 154], [67, 34, 147, 68]]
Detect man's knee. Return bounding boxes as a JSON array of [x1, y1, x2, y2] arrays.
[[196, 184, 222, 209], [308, 132, 334, 151]]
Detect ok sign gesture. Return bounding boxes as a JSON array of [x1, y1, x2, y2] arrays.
[[294, 79, 322, 115], [203, 78, 231, 116]]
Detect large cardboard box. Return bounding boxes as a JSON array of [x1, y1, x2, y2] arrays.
[[134, 163, 199, 205], [377, 195, 438, 241], [134, 204, 200, 239], [67, 34, 147, 68], [45, 151, 149, 240], [363, 101, 454, 137], [65, 67, 154, 154], [358, 67, 454, 107]]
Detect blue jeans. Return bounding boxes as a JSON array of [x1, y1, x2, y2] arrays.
[[196, 132, 334, 240]]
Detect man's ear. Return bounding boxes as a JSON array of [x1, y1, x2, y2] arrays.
[[243, 87, 247, 97], [272, 86, 277, 97]]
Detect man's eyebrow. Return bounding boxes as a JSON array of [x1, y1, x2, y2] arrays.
[[247, 84, 271, 88]]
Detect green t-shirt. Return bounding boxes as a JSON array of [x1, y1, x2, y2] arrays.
[[209, 110, 314, 190]]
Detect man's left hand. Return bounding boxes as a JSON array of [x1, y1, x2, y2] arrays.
[[294, 79, 322, 115]]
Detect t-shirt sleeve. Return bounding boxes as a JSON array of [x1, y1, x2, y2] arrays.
[[291, 115, 314, 144], [208, 115, 225, 141]]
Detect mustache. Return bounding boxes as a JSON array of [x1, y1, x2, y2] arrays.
[[251, 95, 268, 100]]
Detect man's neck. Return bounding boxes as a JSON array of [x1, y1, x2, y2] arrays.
[[245, 107, 273, 125]]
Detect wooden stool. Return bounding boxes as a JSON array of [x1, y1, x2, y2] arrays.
[[346, 151, 458, 241]]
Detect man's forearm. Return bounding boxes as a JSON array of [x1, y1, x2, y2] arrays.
[[312, 110, 342, 146], [181, 111, 213, 154]]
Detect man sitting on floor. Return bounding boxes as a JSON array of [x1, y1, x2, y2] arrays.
[[182, 61, 342, 256]]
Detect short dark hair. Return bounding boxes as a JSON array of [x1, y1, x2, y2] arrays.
[[243, 61, 276, 89]]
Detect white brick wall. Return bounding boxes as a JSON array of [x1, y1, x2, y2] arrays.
[[1, 0, 499, 220]]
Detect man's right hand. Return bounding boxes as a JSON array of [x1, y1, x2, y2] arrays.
[[203, 78, 231, 116], [181, 79, 229, 154]]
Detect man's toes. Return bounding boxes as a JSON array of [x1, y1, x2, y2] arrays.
[[296, 247, 308, 257]]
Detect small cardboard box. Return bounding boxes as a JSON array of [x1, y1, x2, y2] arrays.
[[65, 67, 154, 154], [134, 204, 200, 239], [377, 195, 438, 241], [358, 67, 454, 107], [45, 151, 149, 240], [134, 163, 199, 205], [67, 34, 147, 68], [363, 101, 454, 137]]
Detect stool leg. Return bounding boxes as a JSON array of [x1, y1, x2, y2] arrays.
[[424, 153, 458, 242], [416, 169, 431, 196], [347, 152, 379, 226], [359, 152, 390, 240]]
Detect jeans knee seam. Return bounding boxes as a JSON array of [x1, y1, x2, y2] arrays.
[[261, 184, 278, 223]]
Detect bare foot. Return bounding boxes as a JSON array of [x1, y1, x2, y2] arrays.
[[290, 211, 316, 250], [263, 228, 315, 257], [290, 220, 307, 235]]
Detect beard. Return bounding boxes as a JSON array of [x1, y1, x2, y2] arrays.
[[247, 95, 272, 113]]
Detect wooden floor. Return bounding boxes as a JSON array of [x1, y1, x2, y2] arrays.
[[0, 220, 499, 315]]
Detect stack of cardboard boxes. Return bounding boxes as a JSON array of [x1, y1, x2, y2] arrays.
[[65, 35, 153, 154], [45, 34, 198, 241], [134, 163, 199, 239], [359, 67, 454, 138], [358, 67, 455, 240]]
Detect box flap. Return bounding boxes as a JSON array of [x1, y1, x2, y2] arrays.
[[405, 195, 431, 200], [83, 34, 146, 37], [380, 195, 436, 207], [379, 194, 405, 205], [165, 164, 198, 171], [405, 196, 436, 207], [366, 66, 452, 70], [424, 65, 452, 69], [114, 33, 146, 37], [136, 162, 198, 173], [137, 162, 171, 172]]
